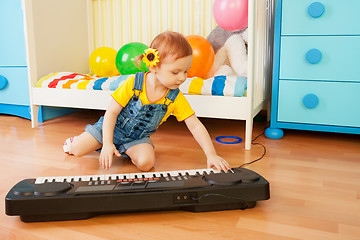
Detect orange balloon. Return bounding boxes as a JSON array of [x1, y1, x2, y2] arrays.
[[185, 35, 214, 78]]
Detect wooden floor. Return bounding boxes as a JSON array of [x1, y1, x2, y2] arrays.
[[1, 110, 359, 240]]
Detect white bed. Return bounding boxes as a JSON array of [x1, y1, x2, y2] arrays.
[[22, 0, 274, 150]]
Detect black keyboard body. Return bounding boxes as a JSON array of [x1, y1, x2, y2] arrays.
[[5, 167, 270, 222]]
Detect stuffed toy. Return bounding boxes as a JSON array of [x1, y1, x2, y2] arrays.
[[206, 26, 248, 78]]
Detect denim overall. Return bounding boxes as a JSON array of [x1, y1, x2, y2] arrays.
[[85, 71, 179, 155]]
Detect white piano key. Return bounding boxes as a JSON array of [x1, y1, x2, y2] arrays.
[[72, 176, 81, 182], [196, 170, 204, 175], [142, 172, 152, 178], [177, 170, 185, 175], [199, 169, 209, 175], [83, 176, 92, 181], [35, 177, 46, 184], [115, 174, 124, 180], [134, 173, 142, 178], [104, 174, 112, 180], [161, 171, 170, 177], [180, 170, 191, 176], [46, 177, 55, 182], [32, 168, 220, 185], [54, 176, 64, 182], [90, 175, 99, 181], [188, 170, 198, 175], [169, 171, 180, 177], [63, 176, 71, 182], [204, 169, 213, 174]]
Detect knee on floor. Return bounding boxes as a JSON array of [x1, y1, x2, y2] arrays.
[[133, 155, 155, 172], [69, 142, 87, 157]]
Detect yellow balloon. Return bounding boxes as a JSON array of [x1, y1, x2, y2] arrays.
[[89, 47, 120, 77]]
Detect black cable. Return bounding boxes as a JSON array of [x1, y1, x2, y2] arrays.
[[238, 131, 267, 168]]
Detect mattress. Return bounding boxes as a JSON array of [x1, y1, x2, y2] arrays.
[[36, 72, 247, 97]]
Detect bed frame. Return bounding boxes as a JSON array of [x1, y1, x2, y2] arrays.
[[22, 0, 274, 150]]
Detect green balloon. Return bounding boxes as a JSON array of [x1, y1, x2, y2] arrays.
[[116, 42, 148, 75]]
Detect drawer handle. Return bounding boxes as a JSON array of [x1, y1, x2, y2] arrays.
[[308, 2, 325, 18], [306, 48, 322, 64], [0, 75, 8, 90], [303, 94, 319, 109]]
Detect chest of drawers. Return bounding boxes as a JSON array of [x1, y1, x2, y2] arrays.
[[0, 0, 31, 119], [266, 0, 360, 139], [0, 0, 75, 123]]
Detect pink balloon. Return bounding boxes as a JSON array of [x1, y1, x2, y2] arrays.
[[213, 0, 248, 31]]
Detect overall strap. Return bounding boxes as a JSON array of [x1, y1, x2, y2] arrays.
[[133, 72, 145, 92], [164, 88, 180, 105]]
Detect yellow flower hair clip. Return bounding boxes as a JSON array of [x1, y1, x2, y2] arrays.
[[143, 48, 160, 67]]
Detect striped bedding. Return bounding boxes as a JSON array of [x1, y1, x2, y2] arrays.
[[36, 72, 247, 97]]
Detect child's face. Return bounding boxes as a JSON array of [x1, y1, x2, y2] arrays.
[[154, 55, 193, 89]]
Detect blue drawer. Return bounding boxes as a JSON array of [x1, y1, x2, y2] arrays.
[[0, 0, 27, 66], [277, 80, 360, 128], [281, 0, 360, 35], [0, 67, 29, 105], [279, 36, 360, 82]]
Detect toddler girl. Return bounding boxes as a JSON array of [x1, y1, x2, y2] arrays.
[[63, 31, 231, 172]]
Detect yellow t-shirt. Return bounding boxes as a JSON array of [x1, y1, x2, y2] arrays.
[[111, 74, 194, 126]]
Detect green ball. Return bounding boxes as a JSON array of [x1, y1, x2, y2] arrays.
[[116, 42, 148, 75]]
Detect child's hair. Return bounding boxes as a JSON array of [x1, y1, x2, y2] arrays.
[[135, 31, 193, 69]]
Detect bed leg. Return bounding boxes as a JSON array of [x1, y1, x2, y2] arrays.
[[245, 118, 253, 150], [30, 105, 39, 128], [267, 100, 271, 122]]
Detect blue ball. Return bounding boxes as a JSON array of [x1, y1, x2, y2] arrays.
[[265, 127, 284, 140]]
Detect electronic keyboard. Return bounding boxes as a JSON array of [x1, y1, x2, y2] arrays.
[[5, 167, 270, 222]]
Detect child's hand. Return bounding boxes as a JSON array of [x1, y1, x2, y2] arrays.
[[99, 143, 121, 170], [207, 155, 231, 172]]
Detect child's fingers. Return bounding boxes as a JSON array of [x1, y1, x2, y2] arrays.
[[99, 156, 104, 167], [103, 155, 110, 170], [217, 160, 230, 172], [114, 149, 121, 157], [99, 155, 109, 170], [222, 160, 231, 170], [209, 162, 222, 172], [107, 157, 112, 169]]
